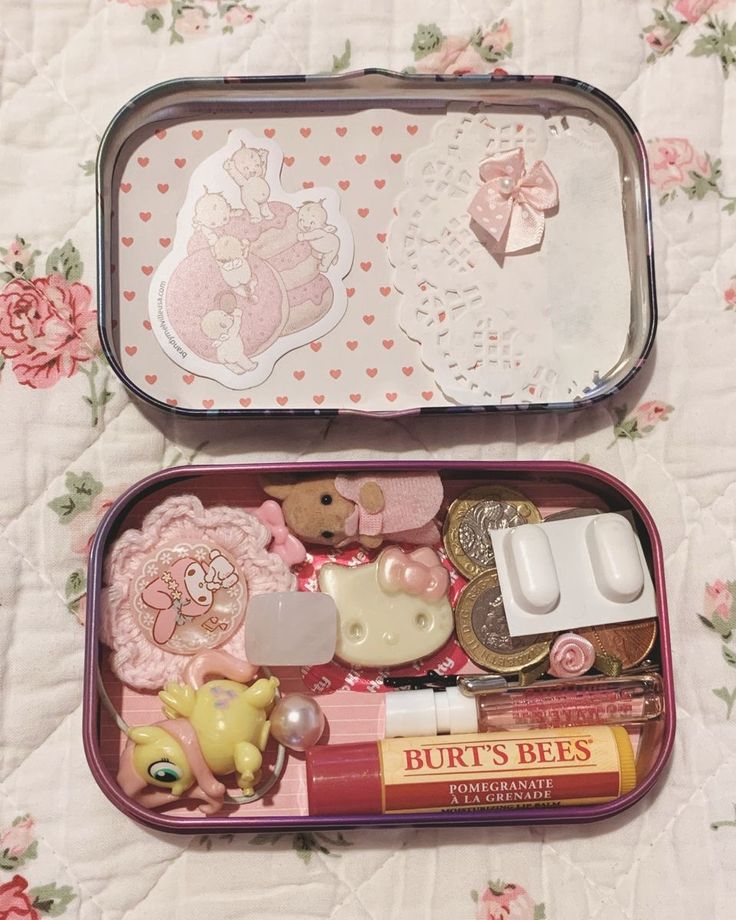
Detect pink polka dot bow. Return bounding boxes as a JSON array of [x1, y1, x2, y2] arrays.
[[467, 147, 558, 254]]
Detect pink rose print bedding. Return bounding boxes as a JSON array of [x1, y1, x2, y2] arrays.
[[151, 131, 353, 389], [643, 1, 736, 76], [471, 880, 545, 920], [0, 237, 113, 425], [0, 816, 75, 918], [409, 20, 514, 75], [7, 1, 736, 917]]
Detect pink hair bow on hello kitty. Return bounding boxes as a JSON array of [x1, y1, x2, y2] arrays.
[[377, 547, 450, 602], [467, 147, 558, 254]]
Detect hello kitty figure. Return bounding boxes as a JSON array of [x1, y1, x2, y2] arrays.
[[200, 307, 256, 374], [141, 550, 238, 645], [192, 190, 242, 246], [224, 144, 274, 223], [212, 235, 256, 298], [297, 200, 341, 272]]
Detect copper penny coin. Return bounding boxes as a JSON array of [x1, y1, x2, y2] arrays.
[[454, 569, 554, 673], [576, 619, 658, 670]]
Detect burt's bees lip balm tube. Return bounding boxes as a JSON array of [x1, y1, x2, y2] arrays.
[[306, 725, 636, 815]]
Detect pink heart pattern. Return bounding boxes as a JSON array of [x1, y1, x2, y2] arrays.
[[116, 114, 443, 412]]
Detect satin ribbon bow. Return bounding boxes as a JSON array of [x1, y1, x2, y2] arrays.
[[377, 546, 449, 603], [467, 147, 558, 254]]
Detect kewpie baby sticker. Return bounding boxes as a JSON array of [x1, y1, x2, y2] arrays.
[[149, 131, 354, 389]]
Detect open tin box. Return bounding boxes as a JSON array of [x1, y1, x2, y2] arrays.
[[83, 461, 675, 833], [97, 71, 656, 416]]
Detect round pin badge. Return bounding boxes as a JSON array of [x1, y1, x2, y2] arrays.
[[132, 543, 247, 654]]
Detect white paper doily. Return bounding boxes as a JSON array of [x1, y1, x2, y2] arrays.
[[388, 110, 631, 405]]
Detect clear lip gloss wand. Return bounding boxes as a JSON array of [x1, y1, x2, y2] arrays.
[[384, 673, 665, 737]]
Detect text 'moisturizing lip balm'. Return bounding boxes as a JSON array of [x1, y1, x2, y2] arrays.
[[306, 725, 636, 816]]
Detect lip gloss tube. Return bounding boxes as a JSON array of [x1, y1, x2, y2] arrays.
[[384, 674, 664, 737], [306, 725, 637, 816]]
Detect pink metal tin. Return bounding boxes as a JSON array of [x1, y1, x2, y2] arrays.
[[82, 460, 674, 834]]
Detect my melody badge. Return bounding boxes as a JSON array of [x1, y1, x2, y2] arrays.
[[150, 131, 354, 389], [133, 543, 246, 653]]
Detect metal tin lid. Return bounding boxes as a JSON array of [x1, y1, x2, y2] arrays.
[[97, 72, 656, 419]]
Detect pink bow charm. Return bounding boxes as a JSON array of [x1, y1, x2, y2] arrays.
[[252, 500, 306, 567], [377, 546, 450, 603], [467, 147, 558, 254]]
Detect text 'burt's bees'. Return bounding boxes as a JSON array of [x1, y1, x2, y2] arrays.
[[402, 737, 594, 771]]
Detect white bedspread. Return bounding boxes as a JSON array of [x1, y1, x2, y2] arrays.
[[1, 1, 735, 917]]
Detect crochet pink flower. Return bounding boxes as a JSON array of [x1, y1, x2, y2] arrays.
[[0, 276, 96, 388], [102, 495, 295, 689]]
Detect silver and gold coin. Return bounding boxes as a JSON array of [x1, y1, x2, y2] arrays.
[[453, 569, 554, 675], [443, 485, 542, 579]]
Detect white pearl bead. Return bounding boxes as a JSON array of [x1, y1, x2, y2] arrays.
[[269, 693, 326, 752], [500, 177, 513, 193]]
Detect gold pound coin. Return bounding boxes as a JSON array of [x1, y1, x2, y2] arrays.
[[443, 486, 542, 579], [576, 619, 658, 670], [454, 569, 554, 674]]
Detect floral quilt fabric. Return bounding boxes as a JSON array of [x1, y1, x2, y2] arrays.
[[0, 1, 735, 918]]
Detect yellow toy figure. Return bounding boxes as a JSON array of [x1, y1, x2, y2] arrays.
[[117, 650, 279, 814], [159, 676, 277, 795]]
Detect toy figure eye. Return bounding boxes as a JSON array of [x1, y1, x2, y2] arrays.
[[321, 530, 335, 540], [320, 494, 333, 506], [148, 760, 181, 784], [187, 568, 196, 577]]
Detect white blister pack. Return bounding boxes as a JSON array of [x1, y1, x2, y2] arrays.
[[491, 513, 656, 637]]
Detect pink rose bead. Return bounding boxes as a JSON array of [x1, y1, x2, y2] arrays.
[[548, 632, 596, 678]]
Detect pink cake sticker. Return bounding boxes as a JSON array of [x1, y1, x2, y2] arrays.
[[132, 543, 247, 653], [149, 130, 354, 389]]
